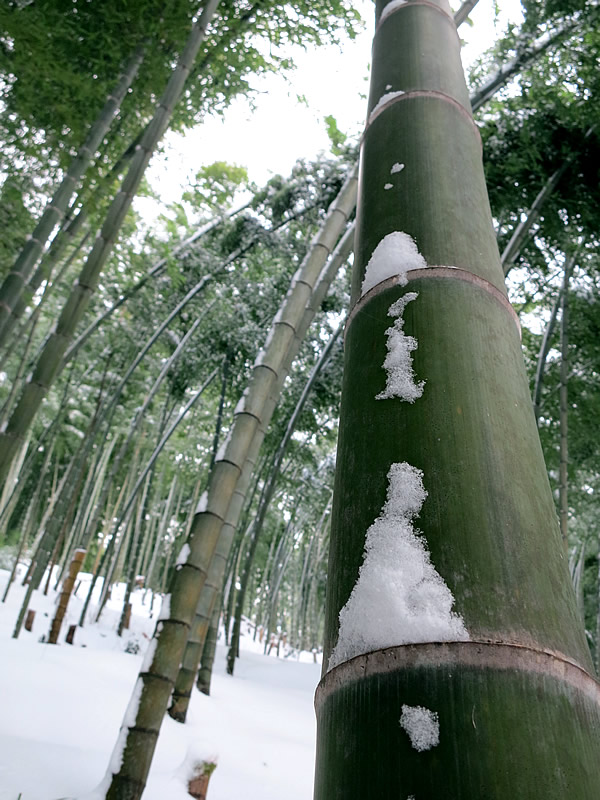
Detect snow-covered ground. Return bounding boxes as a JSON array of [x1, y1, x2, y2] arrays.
[[0, 565, 322, 800]]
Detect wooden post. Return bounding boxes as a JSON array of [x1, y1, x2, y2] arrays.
[[66, 624, 77, 644], [48, 548, 86, 644], [122, 602, 132, 631], [24, 609, 35, 631]]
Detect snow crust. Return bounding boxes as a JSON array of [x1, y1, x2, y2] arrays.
[[376, 293, 424, 402], [141, 637, 158, 671], [158, 594, 171, 621], [369, 90, 405, 124], [400, 704, 440, 752], [380, 0, 408, 24], [328, 463, 469, 671], [234, 387, 249, 415], [215, 430, 232, 462], [196, 490, 208, 514], [254, 326, 275, 367], [360, 232, 426, 297], [176, 543, 190, 566], [108, 677, 144, 773]]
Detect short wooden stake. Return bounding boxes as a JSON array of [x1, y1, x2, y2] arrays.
[[48, 548, 86, 644], [24, 609, 35, 631], [66, 624, 77, 644]]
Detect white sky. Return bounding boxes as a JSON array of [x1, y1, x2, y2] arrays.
[[143, 0, 524, 211]]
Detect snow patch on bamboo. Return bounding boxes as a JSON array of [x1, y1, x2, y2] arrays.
[[141, 637, 158, 671], [361, 232, 426, 296], [176, 543, 190, 566], [234, 387, 249, 415], [158, 593, 171, 620], [369, 90, 405, 124], [376, 293, 424, 402], [108, 677, 144, 773], [196, 490, 208, 514], [215, 430, 232, 462], [328, 463, 469, 671], [391, 162, 405, 174], [400, 704, 440, 752], [384, 183, 393, 190]]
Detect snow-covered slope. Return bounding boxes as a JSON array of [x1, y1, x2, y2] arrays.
[[0, 566, 321, 800]]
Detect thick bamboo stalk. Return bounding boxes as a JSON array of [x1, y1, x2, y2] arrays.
[[196, 592, 221, 696], [47, 548, 86, 644], [0, 45, 145, 348], [0, 1, 220, 490], [169, 416, 268, 721], [314, 2, 600, 797]]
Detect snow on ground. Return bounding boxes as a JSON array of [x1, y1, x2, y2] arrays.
[[0, 566, 322, 800]]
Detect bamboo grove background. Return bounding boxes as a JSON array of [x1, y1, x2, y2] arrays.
[[1, 0, 600, 789]]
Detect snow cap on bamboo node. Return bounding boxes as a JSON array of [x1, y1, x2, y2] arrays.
[[327, 463, 469, 671], [360, 232, 426, 297], [368, 90, 406, 125]]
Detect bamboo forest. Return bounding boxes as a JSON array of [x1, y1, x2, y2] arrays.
[[2, 0, 600, 797]]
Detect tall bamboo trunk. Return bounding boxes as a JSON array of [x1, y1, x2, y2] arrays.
[[196, 592, 221, 695], [314, 3, 600, 798]]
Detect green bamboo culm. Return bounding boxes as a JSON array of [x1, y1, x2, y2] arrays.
[[0, 0, 221, 492], [313, 2, 600, 799]]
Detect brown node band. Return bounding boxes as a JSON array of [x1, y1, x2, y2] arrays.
[[315, 640, 600, 709], [365, 89, 478, 140], [376, 0, 457, 34], [346, 266, 521, 340]]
